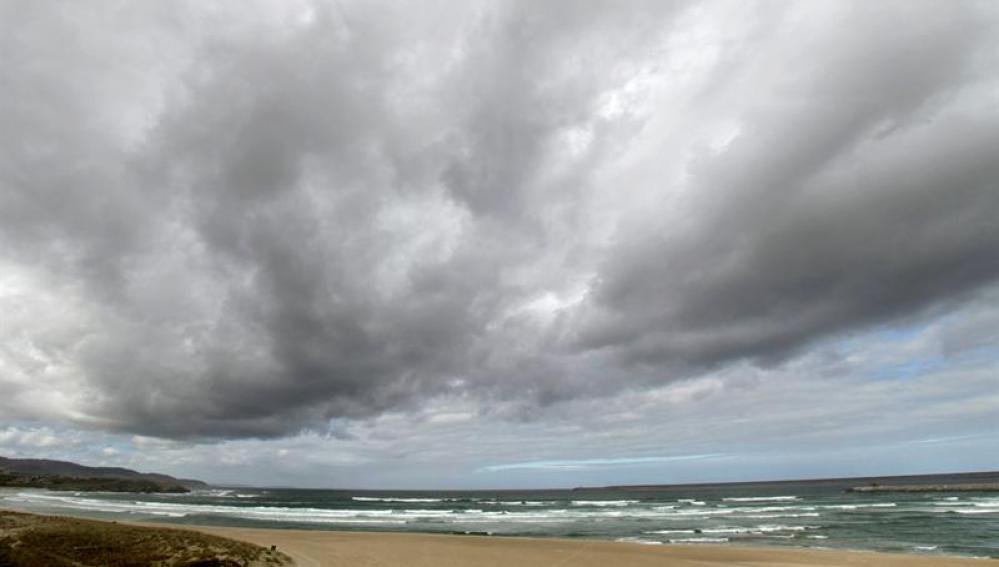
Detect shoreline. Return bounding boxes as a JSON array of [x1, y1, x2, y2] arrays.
[[145, 521, 993, 567], [3, 506, 994, 565]]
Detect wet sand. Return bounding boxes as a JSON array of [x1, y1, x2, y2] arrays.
[[175, 524, 994, 567]]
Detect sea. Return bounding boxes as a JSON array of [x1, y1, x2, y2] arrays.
[[2, 473, 998, 559]]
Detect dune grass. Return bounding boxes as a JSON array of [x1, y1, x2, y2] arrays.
[[0, 510, 291, 566]]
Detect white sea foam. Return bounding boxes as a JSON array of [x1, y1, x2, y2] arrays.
[[1, 493, 479, 524], [352, 497, 444, 503], [701, 527, 754, 534], [10, 492, 714, 526], [723, 496, 800, 502], [719, 505, 817, 516], [615, 537, 663, 545], [821, 503, 896, 510], [741, 513, 821, 519], [953, 508, 999, 515], [181, 489, 252, 499], [669, 508, 735, 516], [700, 525, 818, 535], [0, 487, 987, 555], [931, 497, 999, 515], [485, 500, 556, 506], [759, 524, 819, 532], [3, 491, 832, 529]]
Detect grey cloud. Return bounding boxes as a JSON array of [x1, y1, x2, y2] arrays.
[[0, 0, 997, 441], [574, 1, 999, 369], [7, 290, 998, 489]]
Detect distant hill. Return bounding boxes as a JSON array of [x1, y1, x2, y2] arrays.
[[0, 456, 208, 491]]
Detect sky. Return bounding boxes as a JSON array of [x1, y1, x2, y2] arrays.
[[0, 0, 997, 489]]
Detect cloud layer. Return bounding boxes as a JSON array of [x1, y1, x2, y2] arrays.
[[1, 0, 997, 443]]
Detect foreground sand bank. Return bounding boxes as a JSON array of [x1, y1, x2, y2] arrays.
[[0, 510, 290, 566], [174, 524, 993, 567]]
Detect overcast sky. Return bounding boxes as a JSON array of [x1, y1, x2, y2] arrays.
[[1, 0, 997, 489]]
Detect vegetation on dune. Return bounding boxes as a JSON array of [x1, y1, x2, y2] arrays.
[[0, 511, 291, 567]]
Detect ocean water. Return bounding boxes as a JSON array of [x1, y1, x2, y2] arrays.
[[2, 479, 998, 559]]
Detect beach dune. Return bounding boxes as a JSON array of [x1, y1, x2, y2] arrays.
[[181, 525, 992, 567]]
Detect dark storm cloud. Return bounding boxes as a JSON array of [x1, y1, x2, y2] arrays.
[[0, 0, 997, 439], [571, 2, 999, 369]]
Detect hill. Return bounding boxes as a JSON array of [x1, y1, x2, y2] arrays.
[[0, 456, 208, 492]]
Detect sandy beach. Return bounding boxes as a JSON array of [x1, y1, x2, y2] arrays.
[[2, 507, 992, 566], [176, 524, 994, 567]]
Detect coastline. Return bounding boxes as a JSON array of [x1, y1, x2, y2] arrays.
[[6, 472, 999, 558], [149, 521, 993, 567], [3, 503, 995, 565]]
